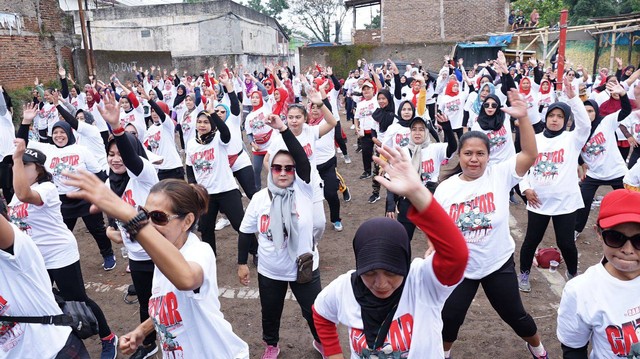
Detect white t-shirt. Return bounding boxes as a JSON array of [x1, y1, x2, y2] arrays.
[[313, 257, 455, 358], [75, 121, 107, 171], [240, 181, 318, 282], [383, 122, 411, 149], [0, 111, 15, 162], [37, 102, 58, 136], [7, 182, 79, 270], [88, 102, 109, 133], [621, 111, 640, 144], [520, 91, 541, 125], [557, 263, 640, 358], [221, 109, 251, 172], [119, 106, 147, 143], [0, 225, 71, 359], [581, 112, 628, 181], [624, 162, 640, 188], [438, 92, 468, 129], [149, 233, 249, 359], [435, 157, 521, 279], [107, 158, 158, 262], [144, 119, 183, 171], [179, 104, 204, 147], [27, 142, 102, 195], [471, 117, 515, 166], [354, 98, 379, 135], [309, 120, 336, 166], [267, 125, 324, 202], [186, 135, 237, 194], [405, 143, 449, 185], [246, 106, 278, 154]]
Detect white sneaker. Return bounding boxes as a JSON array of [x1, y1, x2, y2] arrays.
[[336, 147, 342, 154], [344, 155, 352, 164], [350, 124, 355, 130], [215, 217, 231, 231]]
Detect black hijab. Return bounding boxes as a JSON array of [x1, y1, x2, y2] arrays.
[[476, 94, 505, 131], [372, 90, 396, 133], [352, 217, 410, 350], [173, 84, 187, 109], [583, 99, 603, 141], [51, 121, 76, 148], [396, 100, 415, 128], [195, 111, 217, 145], [107, 132, 148, 197], [543, 102, 572, 138]]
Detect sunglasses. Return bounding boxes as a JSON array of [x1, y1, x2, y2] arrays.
[[139, 206, 183, 226], [271, 164, 295, 174], [264, 82, 273, 87], [599, 228, 640, 250], [483, 103, 499, 109]]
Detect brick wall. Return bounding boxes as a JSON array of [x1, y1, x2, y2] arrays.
[[352, 29, 382, 45], [0, 0, 76, 90], [379, 0, 508, 44]]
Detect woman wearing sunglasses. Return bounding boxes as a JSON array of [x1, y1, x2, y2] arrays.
[[95, 91, 162, 358], [557, 189, 640, 359], [518, 78, 592, 292], [469, 94, 516, 165], [435, 89, 550, 359], [61, 170, 249, 359], [238, 111, 324, 359]]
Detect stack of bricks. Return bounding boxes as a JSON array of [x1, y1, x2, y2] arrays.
[[0, 0, 75, 90]]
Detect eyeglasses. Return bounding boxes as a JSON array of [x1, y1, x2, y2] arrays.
[[567, 73, 576, 77], [139, 206, 183, 226], [271, 164, 295, 174], [483, 103, 499, 109], [599, 227, 640, 250]]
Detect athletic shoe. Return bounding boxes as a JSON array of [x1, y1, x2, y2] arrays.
[[344, 155, 352, 164], [103, 255, 116, 271], [355, 147, 362, 153], [215, 217, 231, 231], [574, 230, 581, 242], [343, 188, 352, 202], [312, 340, 328, 359], [526, 343, 549, 359], [518, 271, 531, 292], [350, 124, 355, 130], [333, 221, 343, 232], [129, 342, 158, 359], [359, 171, 372, 179], [101, 334, 118, 359], [566, 271, 578, 281], [509, 194, 520, 205], [336, 147, 342, 154], [261, 344, 280, 359], [368, 193, 380, 204]]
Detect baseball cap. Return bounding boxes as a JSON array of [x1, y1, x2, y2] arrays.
[[597, 189, 640, 228], [361, 80, 374, 88], [23, 148, 47, 166]]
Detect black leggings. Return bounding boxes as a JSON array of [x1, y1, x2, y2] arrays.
[[618, 144, 631, 162], [185, 165, 196, 184], [442, 256, 537, 343], [575, 175, 624, 233], [48, 261, 112, 338], [158, 166, 185, 181], [63, 212, 113, 258], [371, 146, 381, 195], [130, 260, 156, 346], [452, 128, 464, 143], [199, 189, 245, 255], [334, 122, 348, 156], [317, 157, 340, 223], [361, 134, 374, 174], [233, 165, 257, 200], [55, 332, 90, 359], [258, 270, 322, 346], [520, 210, 579, 275], [0, 158, 13, 203]]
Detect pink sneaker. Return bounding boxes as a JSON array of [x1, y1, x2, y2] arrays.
[[313, 340, 328, 359], [261, 344, 280, 359]]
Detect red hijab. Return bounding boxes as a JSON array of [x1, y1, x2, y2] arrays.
[[250, 91, 264, 112], [519, 78, 531, 96], [271, 88, 289, 117], [539, 79, 551, 95], [263, 75, 275, 95], [444, 80, 459, 97]]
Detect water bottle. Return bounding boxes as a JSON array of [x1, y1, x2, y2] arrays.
[[120, 246, 128, 259]]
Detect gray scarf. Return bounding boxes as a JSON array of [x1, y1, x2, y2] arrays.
[[409, 138, 430, 176], [267, 169, 300, 261]]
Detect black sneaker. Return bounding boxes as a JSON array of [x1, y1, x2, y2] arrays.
[[359, 171, 372, 179], [343, 187, 352, 202], [129, 342, 158, 359], [368, 193, 380, 203], [355, 146, 362, 153]]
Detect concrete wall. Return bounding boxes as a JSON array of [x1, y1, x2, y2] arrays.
[[0, 0, 77, 90], [74, 50, 173, 84]]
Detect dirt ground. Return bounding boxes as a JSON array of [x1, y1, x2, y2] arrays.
[[75, 111, 610, 358]]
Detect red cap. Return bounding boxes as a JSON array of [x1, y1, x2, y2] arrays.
[[597, 189, 640, 228], [361, 80, 374, 88], [156, 101, 170, 115]]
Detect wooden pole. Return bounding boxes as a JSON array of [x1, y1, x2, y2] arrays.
[[592, 34, 601, 81], [609, 24, 617, 70], [77, 0, 93, 77], [556, 9, 568, 91], [542, 28, 549, 65]]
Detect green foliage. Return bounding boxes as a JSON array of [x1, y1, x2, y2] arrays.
[[569, 0, 617, 25], [510, 0, 640, 27], [245, 0, 289, 19], [510, 0, 564, 27], [365, 14, 380, 30], [322, 44, 376, 79], [5, 80, 57, 126]]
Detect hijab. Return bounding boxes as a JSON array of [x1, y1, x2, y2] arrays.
[[306, 103, 324, 126], [51, 121, 76, 148], [476, 94, 505, 131], [86, 89, 99, 109], [519, 78, 531, 96], [107, 132, 148, 197], [244, 77, 254, 94], [395, 100, 414, 128], [215, 103, 230, 121], [599, 97, 622, 118], [543, 102, 572, 138], [408, 117, 431, 175], [472, 83, 496, 115], [584, 99, 604, 141], [621, 66, 636, 81], [272, 88, 289, 118], [250, 90, 264, 112], [444, 80, 459, 97], [540, 79, 552, 95], [352, 217, 410, 349], [371, 90, 396, 133], [172, 84, 187, 108], [195, 111, 217, 145], [267, 150, 300, 261]]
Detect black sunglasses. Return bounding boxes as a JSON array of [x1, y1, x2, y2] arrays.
[[483, 102, 498, 109], [271, 164, 295, 173], [139, 206, 183, 226], [599, 227, 640, 250]]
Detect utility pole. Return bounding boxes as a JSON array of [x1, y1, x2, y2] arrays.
[[85, 0, 96, 73], [556, 9, 568, 91], [77, 0, 93, 77]]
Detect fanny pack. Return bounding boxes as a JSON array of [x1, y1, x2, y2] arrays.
[[0, 295, 99, 339], [296, 252, 314, 284]]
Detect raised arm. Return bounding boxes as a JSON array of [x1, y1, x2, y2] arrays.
[[501, 89, 537, 176], [266, 114, 311, 183], [12, 139, 43, 206]]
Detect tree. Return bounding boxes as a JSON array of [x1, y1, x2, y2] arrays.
[[566, 0, 617, 25], [365, 14, 380, 30], [510, 0, 564, 27], [245, 0, 289, 20], [290, 0, 348, 43]]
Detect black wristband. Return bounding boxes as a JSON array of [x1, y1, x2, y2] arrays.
[[123, 208, 150, 240]]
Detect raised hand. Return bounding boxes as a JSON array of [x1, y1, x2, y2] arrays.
[[373, 145, 425, 199], [326, 66, 333, 76], [12, 138, 27, 162], [34, 77, 40, 87], [306, 87, 323, 105], [58, 67, 66, 79], [265, 113, 285, 131], [501, 89, 528, 118], [22, 103, 38, 124], [607, 82, 627, 96], [616, 57, 623, 68], [435, 112, 450, 123], [97, 91, 122, 129], [563, 76, 576, 99]]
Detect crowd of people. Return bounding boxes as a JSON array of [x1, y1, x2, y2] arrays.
[[0, 49, 640, 359]]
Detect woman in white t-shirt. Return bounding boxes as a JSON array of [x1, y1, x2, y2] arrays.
[[116, 81, 147, 144], [435, 89, 550, 359], [8, 140, 118, 358], [64, 173, 250, 359], [238, 112, 322, 359], [470, 94, 516, 165], [246, 90, 279, 190], [142, 97, 185, 180], [438, 79, 469, 141], [0, 212, 89, 359], [313, 144, 468, 358]]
